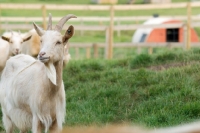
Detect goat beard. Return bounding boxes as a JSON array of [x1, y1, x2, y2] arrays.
[[45, 62, 57, 85]]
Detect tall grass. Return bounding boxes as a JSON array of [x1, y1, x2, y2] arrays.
[[63, 49, 200, 127]]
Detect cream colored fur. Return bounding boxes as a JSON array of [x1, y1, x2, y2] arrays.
[[0, 31, 31, 74], [21, 29, 40, 58], [0, 14, 75, 133], [0, 54, 65, 133], [0, 38, 9, 73]]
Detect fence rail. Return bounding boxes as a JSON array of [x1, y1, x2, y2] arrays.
[[68, 42, 200, 59], [2, 22, 200, 31], [1, 16, 200, 23], [69, 42, 200, 48]]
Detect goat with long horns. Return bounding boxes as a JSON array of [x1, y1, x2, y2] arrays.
[[0, 13, 76, 133]]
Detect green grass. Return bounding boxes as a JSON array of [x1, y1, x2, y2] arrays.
[[62, 48, 200, 128], [1, 7, 200, 17], [1, 42, 200, 131]]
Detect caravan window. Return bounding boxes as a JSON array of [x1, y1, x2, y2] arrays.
[[166, 28, 179, 42]]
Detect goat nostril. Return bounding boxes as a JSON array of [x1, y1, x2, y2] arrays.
[[16, 49, 19, 52], [39, 52, 46, 57]]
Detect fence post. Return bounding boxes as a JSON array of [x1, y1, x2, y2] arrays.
[[93, 43, 98, 58], [183, 24, 187, 50], [86, 47, 91, 59], [167, 43, 172, 49], [99, 20, 103, 25], [107, 5, 114, 59], [186, 2, 191, 50], [148, 47, 153, 55], [41, 5, 47, 30]]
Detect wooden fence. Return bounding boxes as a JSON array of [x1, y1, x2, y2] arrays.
[[68, 22, 200, 59], [1, 16, 200, 23], [0, 2, 200, 59]]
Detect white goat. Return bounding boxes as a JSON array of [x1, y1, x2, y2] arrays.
[[0, 14, 76, 133], [0, 39, 9, 74], [0, 31, 31, 73]]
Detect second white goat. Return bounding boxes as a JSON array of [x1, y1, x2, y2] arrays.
[[0, 31, 31, 74]]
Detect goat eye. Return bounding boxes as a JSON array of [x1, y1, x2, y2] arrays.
[[10, 41, 13, 43], [40, 40, 42, 43], [56, 41, 61, 45], [67, 29, 71, 34]]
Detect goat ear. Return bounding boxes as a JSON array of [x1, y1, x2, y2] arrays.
[[23, 35, 32, 42], [33, 22, 45, 36], [1, 36, 10, 42], [62, 25, 74, 44]]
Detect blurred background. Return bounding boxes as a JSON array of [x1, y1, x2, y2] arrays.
[[0, 0, 199, 59]]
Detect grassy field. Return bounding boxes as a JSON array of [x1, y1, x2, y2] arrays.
[[62, 48, 200, 128], [2, 48, 200, 131]]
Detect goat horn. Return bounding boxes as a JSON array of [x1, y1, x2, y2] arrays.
[[33, 22, 45, 36], [54, 14, 77, 32], [47, 13, 52, 30]]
